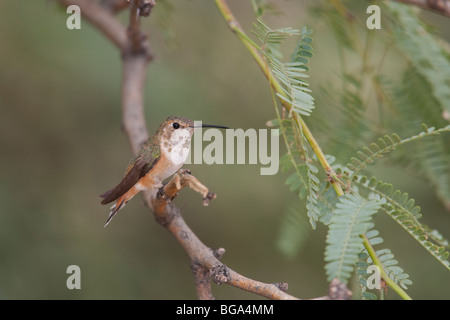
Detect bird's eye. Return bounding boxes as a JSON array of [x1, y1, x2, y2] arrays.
[[172, 122, 180, 129]]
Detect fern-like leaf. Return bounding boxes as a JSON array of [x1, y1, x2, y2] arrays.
[[314, 78, 370, 163], [277, 182, 339, 257], [346, 124, 450, 182], [385, 2, 450, 115], [388, 68, 450, 209], [357, 252, 378, 300], [317, 182, 340, 225], [278, 118, 321, 229], [353, 175, 450, 270], [262, 23, 320, 228], [324, 193, 382, 283], [365, 229, 413, 290], [276, 205, 311, 258], [250, 0, 281, 18], [253, 20, 316, 117]]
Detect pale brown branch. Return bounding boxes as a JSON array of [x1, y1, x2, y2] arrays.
[[121, 0, 154, 153], [393, 0, 450, 17], [216, 267, 297, 300], [121, 55, 150, 152], [191, 262, 215, 300], [128, 0, 149, 54], [55, 0, 349, 301], [148, 170, 300, 300], [158, 169, 216, 208], [55, 0, 128, 50]]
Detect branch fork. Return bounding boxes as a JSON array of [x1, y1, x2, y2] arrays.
[[158, 169, 216, 207], [150, 169, 300, 300], [54, 0, 353, 300]]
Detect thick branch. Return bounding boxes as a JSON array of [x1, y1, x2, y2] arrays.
[[150, 171, 349, 299], [56, 0, 351, 300], [149, 170, 299, 300], [128, 0, 153, 55], [121, 1, 154, 153], [122, 55, 150, 152], [55, 0, 128, 50], [191, 262, 215, 300]]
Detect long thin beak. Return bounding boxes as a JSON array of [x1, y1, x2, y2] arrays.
[[190, 124, 229, 129]]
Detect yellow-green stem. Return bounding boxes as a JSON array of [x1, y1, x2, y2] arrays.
[[214, 0, 344, 197], [330, 0, 413, 300], [361, 234, 412, 300], [215, 0, 413, 300]]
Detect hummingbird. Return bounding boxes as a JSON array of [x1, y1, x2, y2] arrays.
[[100, 116, 228, 227]]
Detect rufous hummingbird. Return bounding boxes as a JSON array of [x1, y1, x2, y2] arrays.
[[100, 116, 227, 227]]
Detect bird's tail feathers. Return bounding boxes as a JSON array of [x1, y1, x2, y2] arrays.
[[104, 196, 127, 227]]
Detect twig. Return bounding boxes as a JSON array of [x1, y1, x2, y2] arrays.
[[149, 170, 299, 300], [216, 267, 295, 300], [56, 0, 128, 51], [128, 0, 146, 54], [329, 0, 415, 301], [54, 0, 349, 300], [214, 0, 344, 198], [361, 234, 412, 300]]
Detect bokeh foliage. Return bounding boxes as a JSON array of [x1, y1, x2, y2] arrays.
[[0, 0, 449, 299]]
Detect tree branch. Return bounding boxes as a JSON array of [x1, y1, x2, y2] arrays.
[[128, 0, 146, 54], [191, 261, 215, 300], [121, 55, 150, 152], [54, 0, 351, 300], [56, 0, 128, 50], [148, 169, 299, 300], [214, 0, 345, 198], [216, 267, 295, 300]]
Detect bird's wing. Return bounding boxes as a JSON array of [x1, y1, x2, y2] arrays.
[[99, 157, 159, 204], [100, 139, 160, 205]]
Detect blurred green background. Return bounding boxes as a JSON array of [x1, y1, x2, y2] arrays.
[[0, 0, 449, 299]]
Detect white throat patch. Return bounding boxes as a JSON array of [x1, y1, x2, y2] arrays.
[[162, 128, 192, 166]]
